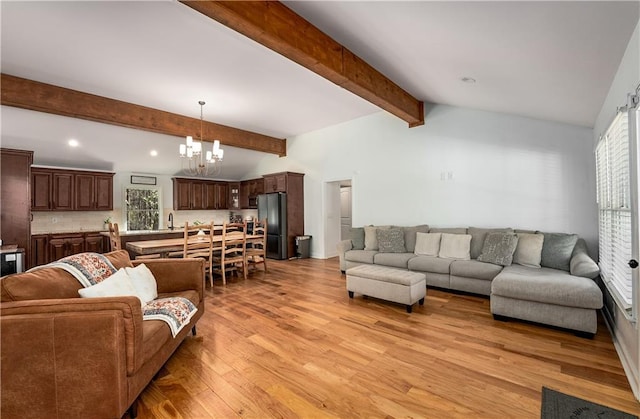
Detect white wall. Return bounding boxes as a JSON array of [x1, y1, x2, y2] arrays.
[[593, 19, 640, 400], [245, 104, 596, 259]]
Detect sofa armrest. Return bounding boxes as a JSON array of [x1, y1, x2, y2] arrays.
[[570, 239, 600, 279], [1, 296, 142, 417], [133, 258, 205, 302], [336, 240, 353, 272]]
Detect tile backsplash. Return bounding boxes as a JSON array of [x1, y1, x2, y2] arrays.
[[31, 208, 258, 234]]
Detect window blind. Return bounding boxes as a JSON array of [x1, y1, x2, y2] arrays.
[[596, 111, 633, 310]]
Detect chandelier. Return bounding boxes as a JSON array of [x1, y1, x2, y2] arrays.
[[179, 100, 224, 176]]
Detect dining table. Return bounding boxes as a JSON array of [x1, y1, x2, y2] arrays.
[[126, 234, 263, 259]]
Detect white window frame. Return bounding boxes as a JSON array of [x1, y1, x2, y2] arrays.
[[123, 185, 163, 231], [596, 106, 639, 321]]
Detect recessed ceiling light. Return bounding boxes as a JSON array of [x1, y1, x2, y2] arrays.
[[68, 139, 79, 147], [461, 77, 476, 84], [150, 150, 158, 157]]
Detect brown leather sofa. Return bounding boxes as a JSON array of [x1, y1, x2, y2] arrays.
[[0, 250, 205, 419]]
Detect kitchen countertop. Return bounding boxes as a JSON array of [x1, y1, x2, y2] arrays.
[[100, 226, 223, 237]]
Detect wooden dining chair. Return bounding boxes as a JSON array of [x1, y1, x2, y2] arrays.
[[108, 222, 122, 251], [182, 221, 215, 287], [212, 222, 247, 285], [245, 218, 267, 272]]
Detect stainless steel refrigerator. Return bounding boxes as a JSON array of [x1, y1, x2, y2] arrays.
[[257, 192, 288, 260]]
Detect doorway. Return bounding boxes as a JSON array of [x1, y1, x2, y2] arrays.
[[324, 179, 352, 258]]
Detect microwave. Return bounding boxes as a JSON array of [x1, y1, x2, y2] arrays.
[[248, 196, 258, 208]]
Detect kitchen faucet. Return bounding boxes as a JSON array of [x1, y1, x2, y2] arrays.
[[168, 213, 174, 230]]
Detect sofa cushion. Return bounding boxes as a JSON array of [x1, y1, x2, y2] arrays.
[[438, 233, 472, 260], [377, 228, 406, 253], [468, 227, 513, 259], [364, 225, 391, 251], [492, 265, 602, 309], [477, 233, 519, 266], [105, 250, 135, 269], [408, 255, 453, 274], [450, 259, 504, 280], [349, 227, 365, 250], [513, 233, 544, 268], [414, 232, 441, 256], [345, 250, 378, 264], [570, 239, 600, 279], [373, 252, 416, 269], [402, 225, 429, 253], [429, 227, 467, 235], [540, 232, 578, 271]]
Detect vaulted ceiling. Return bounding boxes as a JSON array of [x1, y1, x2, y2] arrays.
[[1, 1, 638, 179]]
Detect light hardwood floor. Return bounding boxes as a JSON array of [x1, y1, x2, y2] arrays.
[[134, 257, 640, 418]]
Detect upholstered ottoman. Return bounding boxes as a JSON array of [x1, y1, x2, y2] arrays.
[[346, 265, 426, 313]]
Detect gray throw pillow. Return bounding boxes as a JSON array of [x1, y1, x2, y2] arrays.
[[468, 227, 513, 260], [403, 225, 429, 253], [376, 228, 406, 253], [349, 227, 365, 250], [477, 232, 519, 266], [540, 232, 578, 271]]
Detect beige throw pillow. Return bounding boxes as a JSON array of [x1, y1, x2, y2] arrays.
[[414, 232, 442, 256], [364, 225, 391, 251], [438, 233, 472, 260], [513, 233, 544, 268], [125, 263, 158, 304]]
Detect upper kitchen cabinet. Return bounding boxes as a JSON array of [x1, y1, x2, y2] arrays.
[[263, 172, 287, 193], [228, 182, 240, 210], [172, 178, 229, 210], [31, 167, 114, 211], [240, 178, 264, 209]]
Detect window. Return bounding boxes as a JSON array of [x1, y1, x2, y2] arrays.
[[596, 108, 638, 319], [125, 187, 160, 231]]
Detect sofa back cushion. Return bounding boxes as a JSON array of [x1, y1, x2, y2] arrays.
[[540, 232, 578, 271], [349, 227, 365, 250], [0, 250, 134, 302], [402, 225, 429, 253]]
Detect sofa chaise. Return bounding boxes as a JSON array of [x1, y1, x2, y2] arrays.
[[337, 225, 603, 336], [0, 250, 205, 418]]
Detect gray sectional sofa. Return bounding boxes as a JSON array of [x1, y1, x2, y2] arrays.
[[336, 225, 603, 336]]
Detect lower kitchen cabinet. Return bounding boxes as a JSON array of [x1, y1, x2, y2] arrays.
[[30, 231, 107, 267]]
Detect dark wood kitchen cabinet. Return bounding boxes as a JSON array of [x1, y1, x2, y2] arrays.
[[263, 173, 287, 193], [76, 173, 113, 211], [1, 148, 33, 267], [30, 234, 48, 268], [240, 178, 264, 209], [31, 167, 114, 211], [172, 178, 229, 210], [48, 233, 85, 261], [31, 169, 52, 211], [31, 231, 106, 266], [84, 233, 105, 253]]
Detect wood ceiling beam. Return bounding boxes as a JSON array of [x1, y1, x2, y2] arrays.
[[180, 1, 424, 128], [0, 74, 287, 157]]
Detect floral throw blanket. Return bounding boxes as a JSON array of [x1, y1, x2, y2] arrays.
[[143, 297, 197, 337], [28, 252, 116, 287]]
